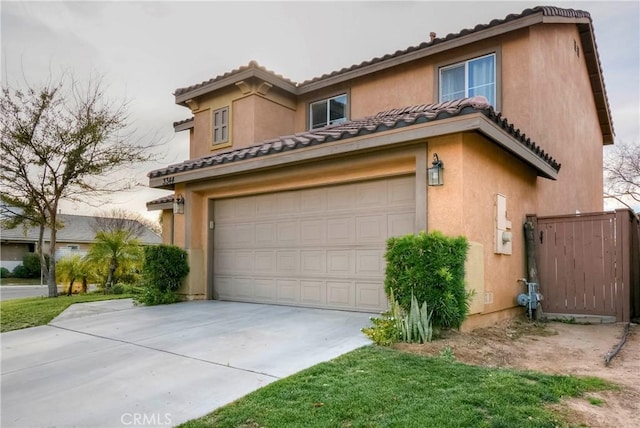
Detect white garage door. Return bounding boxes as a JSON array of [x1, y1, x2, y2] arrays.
[[213, 176, 416, 312]]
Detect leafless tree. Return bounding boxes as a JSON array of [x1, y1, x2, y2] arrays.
[[0, 74, 157, 297], [93, 208, 161, 238], [604, 141, 640, 212]]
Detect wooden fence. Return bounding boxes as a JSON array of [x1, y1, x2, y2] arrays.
[[527, 209, 639, 322]]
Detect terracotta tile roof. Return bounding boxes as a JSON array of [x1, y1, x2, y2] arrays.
[[174, 60, 296, 97], [146, 195, 176, 206], [171, 6, 612, 144], [173, 117, 194, 128], [299, 6, 592, 86], [148, 97, 560, 180]]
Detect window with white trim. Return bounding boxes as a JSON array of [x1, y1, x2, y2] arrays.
[[439, 54, 496, 106], [213, 107, 229, 144], [309, 94, 347, 129]]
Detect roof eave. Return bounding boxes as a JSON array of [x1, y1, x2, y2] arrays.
[[575, 21, 615, 144], [174, 119, 194, 132], [148, 113, 556, 188], [477, 119, 558, 180], [297, 14, 544, 95], [146, 201, 173, 211], [175, 68, 299, 106]]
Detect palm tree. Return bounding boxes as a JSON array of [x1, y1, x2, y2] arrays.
[[56, 254, 93, 295], [86, 229, 143, 293]]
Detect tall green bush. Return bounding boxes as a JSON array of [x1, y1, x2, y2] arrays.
[[136, 245, 189, 306], [22, 252, 42, 278], [385, 231, 471, 330], [143, 245, 190, 293]]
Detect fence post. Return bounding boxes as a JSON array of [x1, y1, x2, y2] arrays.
[[615, 209, 632, 323]]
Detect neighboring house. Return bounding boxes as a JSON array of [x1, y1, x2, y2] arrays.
[[0, 214, 162, 271], [147, 6, 613, 329]]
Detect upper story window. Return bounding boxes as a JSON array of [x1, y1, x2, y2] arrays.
[[213, 107, 229, 144], [310, 94, 347, 129], [439, 53, 496, 106]]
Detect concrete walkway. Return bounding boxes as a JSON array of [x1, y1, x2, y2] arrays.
[[1, 300, 373, 427]]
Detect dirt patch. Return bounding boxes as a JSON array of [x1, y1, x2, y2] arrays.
[[394, 318, 640, 427]]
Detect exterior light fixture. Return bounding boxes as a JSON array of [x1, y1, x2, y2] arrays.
[[428, 153, 444, 186], [173, 194, 185, 214]]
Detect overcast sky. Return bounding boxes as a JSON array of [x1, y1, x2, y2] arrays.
[[2, 0, 639, 221]]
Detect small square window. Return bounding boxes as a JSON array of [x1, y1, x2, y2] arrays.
[[310, 94, 347, 129], [213, 107, 229, 144], [440, 54, 496, 106]]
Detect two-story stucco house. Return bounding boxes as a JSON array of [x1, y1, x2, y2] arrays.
[[147, 6, 613, 329]]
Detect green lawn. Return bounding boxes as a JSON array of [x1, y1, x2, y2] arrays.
[[0, 293, 135, 333], [180, 346, 613, 428]]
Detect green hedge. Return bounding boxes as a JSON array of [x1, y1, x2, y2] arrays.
[[384, 231, 470, 330], [142, 245, 190, 292]]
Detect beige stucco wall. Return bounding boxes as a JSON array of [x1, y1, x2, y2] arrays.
[[528, 24, 604, 214], [233, 94, 295, 149], [288, 23, 603, 217], [161, 210, 173, 245], [188, 82, 296, 159], [426, 132, 538, 328]]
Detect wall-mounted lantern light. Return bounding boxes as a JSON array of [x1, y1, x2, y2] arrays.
[[173, 194, 185, 214], [428, 153, 444, 186]]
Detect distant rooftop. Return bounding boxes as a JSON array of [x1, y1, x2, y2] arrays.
[[1, 214, 161, 245]]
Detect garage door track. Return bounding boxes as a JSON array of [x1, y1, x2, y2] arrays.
[[1, 300, 373, 427]]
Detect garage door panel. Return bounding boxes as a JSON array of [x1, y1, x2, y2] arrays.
[[277, 221, 299, 243], [276, 251, 298, 273], [235, 278, 254, 298], [255, 251, 276, 273], [327, 217, 355, 243], [215, 224, 236, 246], [301, 189, 326, 212], [389, 212, 415, 237], [234, 198, 256, 220], [356, 181, 387, 207], [356, 250, 384, 275], [255, 279, 276, 300], [256, 194, 278, 218], [277, 192, 301, 215], [235, 251, 254, 272], [255, 223, 276, 245], [215, 277, 235, 300], [356, 215, 386, 241], [327, 186, 356, 211], [277, 280, 299, 302], [356, 282, 386, 310], [215, 251, 235, 274], [236, 224, 255, 246], [213, 176, 415, 312], [300, 251, 325, 274], [301, 280, 325, 305], [301, 219, 326, 244], [327, 281, 354, 307], [389, 176, 415, 205], [327, 250, 354, 274]]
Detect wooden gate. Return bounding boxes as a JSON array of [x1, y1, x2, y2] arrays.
[[527, 210, 639, 322]]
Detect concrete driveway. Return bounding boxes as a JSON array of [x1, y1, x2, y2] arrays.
[[1, 300, 373, 427]]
